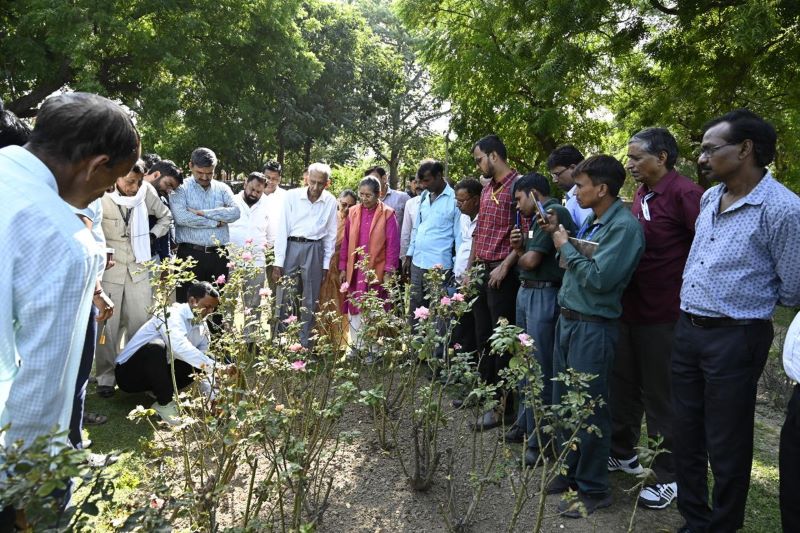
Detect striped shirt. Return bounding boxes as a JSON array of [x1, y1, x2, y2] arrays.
[[0, 145, 105, 455], [171, 177, 240, 246]]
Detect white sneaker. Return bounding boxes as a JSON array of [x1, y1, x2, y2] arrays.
[[607, 455, 645, 474], [151, 401, 180, 426], [637, 482, 678, 509]]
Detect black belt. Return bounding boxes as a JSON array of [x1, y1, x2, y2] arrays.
[[288, 236, 319, 243], [684, 312, 768, 329], [520, 279, 561, 289], [179, 243, 222, 253], [560, 307, 609, 323]]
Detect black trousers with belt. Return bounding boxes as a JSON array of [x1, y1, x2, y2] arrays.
[[671, 311, 773, 533], [175, 244, 228, 302], [115, 342, 196, 405]]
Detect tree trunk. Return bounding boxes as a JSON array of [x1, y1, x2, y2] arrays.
[[303, 137, 313, 169], [389, 147, 401, 190]]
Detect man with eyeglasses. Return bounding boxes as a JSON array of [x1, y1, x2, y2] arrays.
[[547, 145, 593, 227], [672, 110, 800, 533], [608, 128, 703, 511], [171, 147, 240, 303]]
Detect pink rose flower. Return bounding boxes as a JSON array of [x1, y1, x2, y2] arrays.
[[226, 261, 234, 268], [288, 343, 304, 353], [339, 281, 350, 293], [243, 307, 251, 316], [242, 251, 253, 261], [215, 274, 226, 284], [440, 296, 451, 306], [291, 359, 307, 371], [518, 333, 534, 347], [453, 343, 462, 350], [245, 238, 253, 245], [283, 315, 297, 324], [259, 287, 272, 297], [451, 293, 465, 302], [149, 495, 165, 509], [433, 263, 444, 270], [413, 306, 430, 320]]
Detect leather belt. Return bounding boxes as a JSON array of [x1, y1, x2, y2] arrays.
[[475, 259, 504, 270], [288, 236, 319, 243], [685, 312, 768, 329], [520, 279, 561, 289], [560, 307, 608, 323], [179, 243, 222, 253]]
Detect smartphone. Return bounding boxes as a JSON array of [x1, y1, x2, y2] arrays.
[[515, 209, 521, 228], [529, 191, 548, 223]]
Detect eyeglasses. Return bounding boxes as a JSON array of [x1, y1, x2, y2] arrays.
[[698, 143, 736, 158], [550, 167, 570, 180], [474, 155, 486, 165]]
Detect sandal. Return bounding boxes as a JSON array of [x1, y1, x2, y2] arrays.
[[83, 411, 108, 425], [97, 385, 115, 398]]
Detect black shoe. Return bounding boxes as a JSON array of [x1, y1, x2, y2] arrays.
[[451, 399, 464, 409], [546, 475, 578, 495], [676, 524, 693, 533], [503, 425, 527, 444], [557, 491, 612, 518], [97, 385, 115, 398], [470, 410, 502, 431], [521, 448, 540, 468]]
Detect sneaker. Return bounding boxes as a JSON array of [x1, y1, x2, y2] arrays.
[[608, 455, 644, 474], [637, 482, 677, 509], [557, 491, 612, 518], [151, 401, 181, 426]]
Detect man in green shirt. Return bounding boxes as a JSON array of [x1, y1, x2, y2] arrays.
[[541, 155, 644, 517], [506, 173, 576, 469]]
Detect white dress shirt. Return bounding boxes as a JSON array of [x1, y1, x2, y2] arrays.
[[262, 187, 287, 248], [0, 145, 105, 455], [454, 214, 477, 282], [400, 195, 421, 258], [784, 313, 800, 383], [273, 187, 338, 269], [229, 191, 271, 267], [116, 302, 214, 371], [565, 185, 593, 227]]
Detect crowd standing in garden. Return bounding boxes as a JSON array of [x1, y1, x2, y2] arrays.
[[1, 94, 800, 532]]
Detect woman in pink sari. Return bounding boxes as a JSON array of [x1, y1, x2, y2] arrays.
[[338, 176, 400, 354]]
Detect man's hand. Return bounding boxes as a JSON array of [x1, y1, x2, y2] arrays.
[[402, 257, 411, 278], [510, 227, 524, 252], [271, 266, 283, 284], [188, 208, 205, 217], [105, 250, 115, 270], [538, 210, 560, 234], [216, 221, 226, 227], [552, 224, 569, 249], [339, 270, 347, 286], [488, 263, 509, 289], [94, 291, 114, 321]]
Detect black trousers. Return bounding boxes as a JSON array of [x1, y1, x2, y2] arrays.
[[473, 266, 519, 393], [671, 312, 772, 532], [115, 342, 195, 405], [175, 244, 229, 301], [610, 321, 676, 483], [780, 384, 800, 533], [68, 308, 96, 449]]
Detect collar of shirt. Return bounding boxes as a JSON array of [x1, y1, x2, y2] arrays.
[[235, 191, 267, 212], [421, 183, 455, 203], [299, 187, 331, 205], [580, 198, 626, 236], [0, 145, 58, 193], [567, 184, 578, 200], [492, 170, 518, 189], [720, 170, 770, 210], [635, 169, 681, 199]]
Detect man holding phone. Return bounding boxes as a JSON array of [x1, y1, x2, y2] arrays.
[[508, 173, 576, 467]]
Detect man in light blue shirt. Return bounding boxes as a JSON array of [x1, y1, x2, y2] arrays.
[[547, 145, 593, 227], [404, 160, 461, 322], [0, 93, 139, 518], [171, 147, 240, 302], [672, 110, 800, 533]]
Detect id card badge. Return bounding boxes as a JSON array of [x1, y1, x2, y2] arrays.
[[528, 230, 534, 239]]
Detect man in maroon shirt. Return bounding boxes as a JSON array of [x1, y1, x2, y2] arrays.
[[609, 127, 703, 510], [467, 134, 521, 430]]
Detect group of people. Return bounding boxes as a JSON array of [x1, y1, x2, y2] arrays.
[[1, 92, 799, 532]]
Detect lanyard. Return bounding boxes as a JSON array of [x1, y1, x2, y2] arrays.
[[640, 191, 656, 221]]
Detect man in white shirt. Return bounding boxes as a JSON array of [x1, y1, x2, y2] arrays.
[[262, 160, 287, 294], [400, 175, 422, 259], [451, 178, 481, 356], [272, 163, 338, 347], [0, 92, 139, 493], [782, 317, 800, 531], [229, 172, 271, 339], [115, 281, 220, 425], [547, 145, 593, 227]]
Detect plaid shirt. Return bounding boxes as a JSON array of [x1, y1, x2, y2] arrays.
[[473, 170, 520, 262]]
